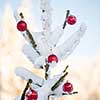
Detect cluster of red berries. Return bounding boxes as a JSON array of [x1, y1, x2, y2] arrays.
[[25, 81, 73, 100]]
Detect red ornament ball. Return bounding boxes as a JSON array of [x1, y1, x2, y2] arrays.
[[63, 82, 73, 93], [66, 15, 76, 25], [26, 89, 38, 100], [17, 21, 27, 31], [48, 54, 58, 63]]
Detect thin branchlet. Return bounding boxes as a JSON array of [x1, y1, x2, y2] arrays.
[[26, 29, 37, 49], [19, 12, 41, 56], [45, 63, 49, 80], [51, 66, 69, 91], [48, 94, 55, 100], [20, 12, 24, 19], [63, 65, 69, 73], [51, 72, 68, 91], [63, 10, 70, 29], [21, 79, 32, 100], [47, 91, 78, 100], [62, 91, 78, 95]]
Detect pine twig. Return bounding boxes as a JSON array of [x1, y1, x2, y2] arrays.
[[44, 59, 49, 80], [48, 94, 55, 100], [34, 83, 42, 87], [62, 91, 78, 95], [20, 12, 24, 19], [25, 29, 41, 55], [51, 65, 69, 91], [63, 10, 70, 29], [44, 63, 49, 80], [21, 79, 32, 100], [51, 72, 68, 91], [19, 12, 41, 56], [48, 94, 51, 100], [63, 65, 69, 73], [26, 29, 37, 48], [47, 91, 78, 100]]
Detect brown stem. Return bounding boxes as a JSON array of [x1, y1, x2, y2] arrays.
[[62, 91, 78, 95], [26, 29, 37, 48], [44, 63, 49, 80], [63, 65, 69, 73], [51, 65, 69, 91], [48, 94, 55, 100], [48, 94, 51, 100], [19, 12, 41, 56], [51, 72, 68, 91], [21, 79, 32, 100], [26, 29, 41, 55], [20, 12, 24, 19], [63, 10, 70, 29]]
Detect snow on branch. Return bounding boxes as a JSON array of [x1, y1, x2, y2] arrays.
[[54, 23, 87, 60], [40, 0, 52, 37], [15, 67, 44, 86]]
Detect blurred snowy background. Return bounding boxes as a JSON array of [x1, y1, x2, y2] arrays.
[[0, 0, 100, 100]]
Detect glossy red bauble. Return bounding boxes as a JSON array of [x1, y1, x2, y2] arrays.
[[17, 21, 27, 31], [63, 82, 73, 93], [66, 15, 76, 25], [48, 54, 58, 63], [26, 89, 38, 100]]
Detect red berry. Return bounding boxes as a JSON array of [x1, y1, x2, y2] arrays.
[[66, 15, 76, 25], [63, 82, 73, 93], [48, 54, 58, 63], [17, 21, 27, 31], [26, 89, 38, 100]]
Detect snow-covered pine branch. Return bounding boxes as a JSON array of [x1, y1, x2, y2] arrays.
[[40, 0, 52, 37], [23, 43, 39, 64], [53, 23, 87, 60], [22, 43, 49, 69], [15, 67, 44, 87], [47, 25, 64, 47]]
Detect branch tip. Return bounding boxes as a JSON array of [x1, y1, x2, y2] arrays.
[[19, 12, 24, 19]]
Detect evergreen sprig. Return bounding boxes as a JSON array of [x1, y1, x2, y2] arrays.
[[19, 12, 41, 56], [63, 10, 70, 29], [21, 79, 32, 100], [51, 66, 69, 91]]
